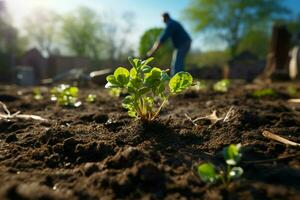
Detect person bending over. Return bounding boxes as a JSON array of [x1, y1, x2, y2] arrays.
[[147, 12, 192, 76]]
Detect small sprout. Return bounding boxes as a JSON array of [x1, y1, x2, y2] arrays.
[[105, 57, 193, 121], [109, 88, 122, 97], [223, 143, 242, 166], [51, 84, 81, 107], [287, 85, 297, 96], [213, 79, 230, 92], [251, 88, 277, 98], [197, 144, 243, 188], [33, 88, 43, 100], [86, 94, 97, 103], [197, 163, 219, 183], [191, 80, 208, 92]]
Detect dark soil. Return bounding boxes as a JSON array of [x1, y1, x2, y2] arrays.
[[0, 82, 300, 200]]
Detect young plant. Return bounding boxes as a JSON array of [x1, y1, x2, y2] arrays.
[[287, 85, 297, 97], [108, 88, 122, 98], [51, 84, 82, 107], [105, 57, 193, 121], [86, 94, 97, 103], [33, 88, 43, 100], [251, 88, 277, 98], [197, 144, 243, 188], [191, 80, 208, 92], [213, 79, 230, 92]]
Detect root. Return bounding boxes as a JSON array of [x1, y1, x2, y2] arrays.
[[185, 106, 235, 126], [0, 101, 47, 122]]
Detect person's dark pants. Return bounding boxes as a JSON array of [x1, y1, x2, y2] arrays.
[[171, 41, 191, 76]]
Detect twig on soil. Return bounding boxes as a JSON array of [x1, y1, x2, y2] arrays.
[[262, 130, 300, 147], [184, 113, 199, 126], [288, 99, 300, 103], [0, 101, 47, 122], [185, 106, 235, 126], [223, 106, 235, 122]]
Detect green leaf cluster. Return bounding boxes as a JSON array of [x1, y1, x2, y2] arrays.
[[86, 94, 97, 103], [213, 79, 231, 92], [51, 84, 82, 107], [33, 88, 43, 100], [251, 88, 277, 98], [197, 144, 243, 187], [184, 0, 289, 56], [108, 88, 122, 98], [287, 85, 297, 97], [105, 57, 193, 121], [190, 80, 208, 92]]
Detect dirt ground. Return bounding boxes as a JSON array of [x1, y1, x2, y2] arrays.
[[0, 82, 299, 200]]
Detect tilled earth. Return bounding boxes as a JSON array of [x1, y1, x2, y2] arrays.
[[0, 82, 299, 200]]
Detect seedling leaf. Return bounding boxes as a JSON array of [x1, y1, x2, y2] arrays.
[[213, 79, 230, 92], [141, 57, 154, 66], [114, 67, 129, 86], [169, 72, 193, 94], [197, 163, 219, 183], [144, 67, 162, 88], [224, 144, 242, 165], [50, 84, 81, 107], [229, 167, 243, 179]]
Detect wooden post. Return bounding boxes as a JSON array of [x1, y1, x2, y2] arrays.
[[255, 24, 291, 82]]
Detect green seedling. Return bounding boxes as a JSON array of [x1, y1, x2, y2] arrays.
[[287, 85, 297, 96], [86, 94, 97, 103], [197, 144, 243, 188], [109, 88, 122, 97], [213, 79, 230, 92], [105, 57, 193, 121], [51, 84, 81, 107], [33, 88, 43, 100], [191, 80, 208, 92], [251, 88, 277, 98]]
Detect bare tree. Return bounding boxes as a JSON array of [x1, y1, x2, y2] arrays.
[[103, 11, 136, 62], [24, 9, 60, 57]]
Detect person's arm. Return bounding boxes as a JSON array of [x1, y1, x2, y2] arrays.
[[146, 41, 161, 57], [147, 23, 172, 57]]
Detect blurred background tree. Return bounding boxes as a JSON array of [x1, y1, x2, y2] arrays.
[[184, 0, 290, 57], [0, 2, 27, 79], [139, 28, 173, 68], [61, 6, 104, 63], [24, 9, 60, 57], [237, 29, 269, 59], [102, 11, 136, 63]]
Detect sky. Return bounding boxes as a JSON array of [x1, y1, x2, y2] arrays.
[[4, 0, 300, 51]]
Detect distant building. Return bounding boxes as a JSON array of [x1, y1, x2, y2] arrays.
[[48, 55, 91, 77], [17, 48, 92, 84], [19, 48, 48, 82], [228, 51, 265, 82]]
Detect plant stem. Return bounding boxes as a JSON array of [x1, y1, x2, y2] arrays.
[[151, 97, 168, 121], [220, 171, 227, 187]]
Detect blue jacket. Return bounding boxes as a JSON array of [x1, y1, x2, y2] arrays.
[[159, 18, 192, 49]]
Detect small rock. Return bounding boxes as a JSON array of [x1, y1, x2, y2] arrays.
[[84, 163, 99, 176]]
